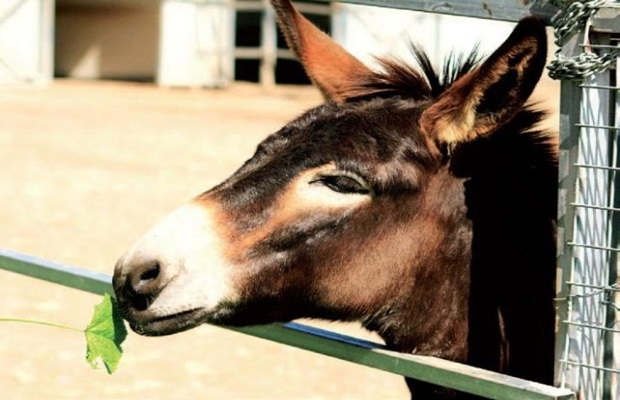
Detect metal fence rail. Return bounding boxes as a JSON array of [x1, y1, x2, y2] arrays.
[[0, 247, 574, 400], [320, 0, 560, 23]]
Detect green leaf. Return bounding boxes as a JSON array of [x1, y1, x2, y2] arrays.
[[85, 293, 128, 374]]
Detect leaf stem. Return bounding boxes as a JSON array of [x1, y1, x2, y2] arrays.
[[0, 318, 83, 333]]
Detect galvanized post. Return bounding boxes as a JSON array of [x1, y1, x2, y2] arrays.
[[555, 82, 583, 394], [555, 31, 584, 395], [603, 30, 620, 400]]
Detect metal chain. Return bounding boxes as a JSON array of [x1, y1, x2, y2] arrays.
[[552, 0, 605, 46], [548, 51, 618, 80], [544, 0, 618, 81]]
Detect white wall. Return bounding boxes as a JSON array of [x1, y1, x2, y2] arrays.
[[0, 0, 53, 84]]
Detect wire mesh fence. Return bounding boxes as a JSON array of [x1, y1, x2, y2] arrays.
[[556, 6, 620, 398]]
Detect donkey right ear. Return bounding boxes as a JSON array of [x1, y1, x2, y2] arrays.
[[420, 17, 547, 148], [271, 0, 373, 103]]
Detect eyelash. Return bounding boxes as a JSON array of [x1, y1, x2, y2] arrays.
[[311, 174, 371, 195]]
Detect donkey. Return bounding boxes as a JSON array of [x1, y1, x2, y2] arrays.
[[113, 1, 557, 398]]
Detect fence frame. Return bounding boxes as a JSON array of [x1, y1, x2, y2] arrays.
[[0, 1, 589, 398], [319, 0, 559, 23]]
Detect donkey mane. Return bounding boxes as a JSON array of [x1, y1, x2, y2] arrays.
[[349, 45, 485, 101]]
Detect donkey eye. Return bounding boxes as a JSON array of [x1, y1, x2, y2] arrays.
[[311, 174, 371, 195]]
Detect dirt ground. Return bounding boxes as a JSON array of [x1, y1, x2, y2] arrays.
[[0, 78, 558, 399]]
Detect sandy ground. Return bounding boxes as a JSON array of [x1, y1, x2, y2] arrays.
[[0, 78, 558, 399]]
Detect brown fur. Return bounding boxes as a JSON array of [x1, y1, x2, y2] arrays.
[[113, 2, 557, 398]]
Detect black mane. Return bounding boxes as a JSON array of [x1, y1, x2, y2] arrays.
[[348, 45, 485, 101]]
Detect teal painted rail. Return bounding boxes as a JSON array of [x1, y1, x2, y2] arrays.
[[0, 248, 575, 400]]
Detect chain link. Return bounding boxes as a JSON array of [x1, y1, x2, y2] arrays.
[[548, 51, 618, 80], [543, 0, 618, 81], [552, 0, 605, 46]]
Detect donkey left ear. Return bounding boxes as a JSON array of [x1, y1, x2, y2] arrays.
[[271, 0, 373, 102], [420, 17, 547, 146]]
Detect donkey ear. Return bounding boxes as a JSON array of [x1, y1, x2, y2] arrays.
[[420, 17, 547, 146], [271, 0, 372, 102]]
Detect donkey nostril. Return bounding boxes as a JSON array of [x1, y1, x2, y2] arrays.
[[123, 269, 157, 312], [130, 261, 161, 293], [120, 260, 164, 313], [139, 262, 160, 284]]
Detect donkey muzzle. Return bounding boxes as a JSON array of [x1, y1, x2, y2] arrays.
[[112, 203, 237, 335]]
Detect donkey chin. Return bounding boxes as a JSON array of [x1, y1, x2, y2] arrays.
[[113, 204, 244, 337]]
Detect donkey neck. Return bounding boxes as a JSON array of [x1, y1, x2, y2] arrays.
[[365, 168, 473, 362]]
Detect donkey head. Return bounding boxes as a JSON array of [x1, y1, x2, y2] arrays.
[[113, 0, 547, 348]]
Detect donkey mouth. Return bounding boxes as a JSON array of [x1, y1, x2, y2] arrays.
[[128, 308, 205, 336]]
